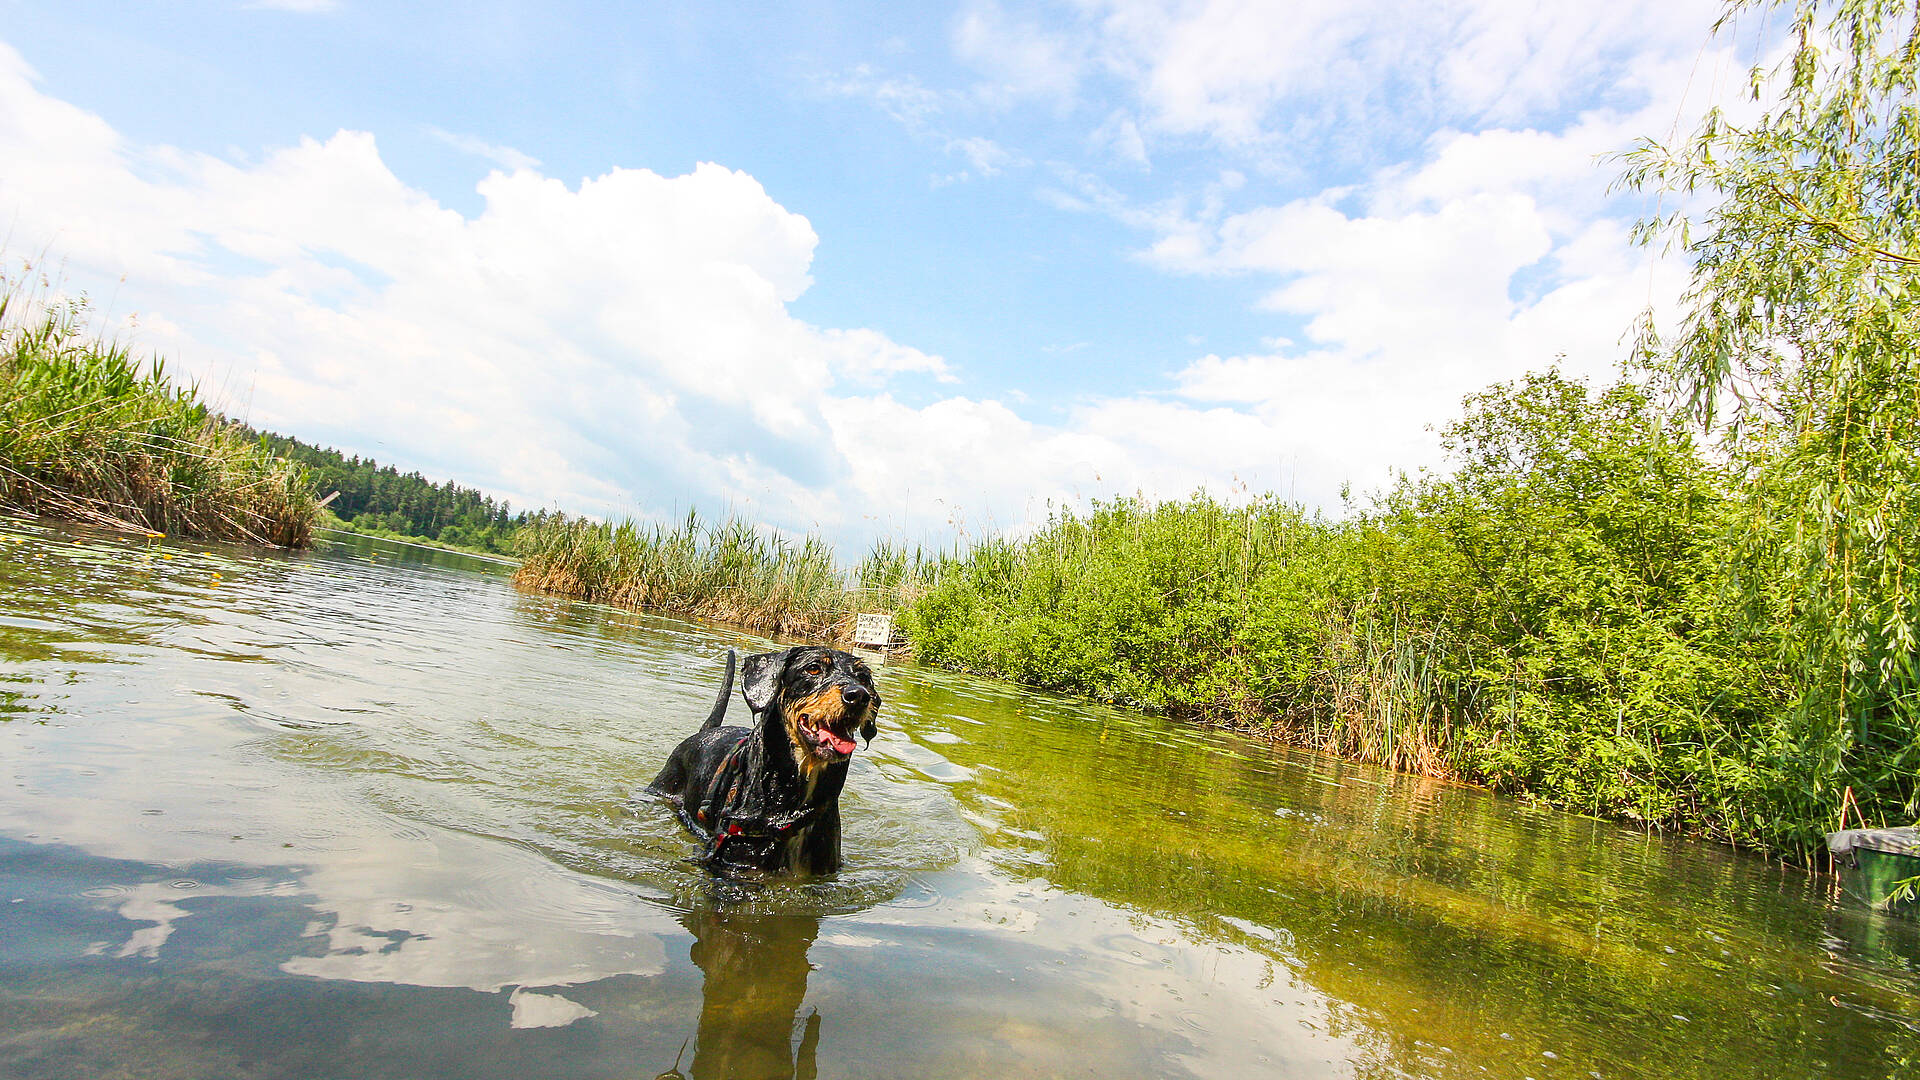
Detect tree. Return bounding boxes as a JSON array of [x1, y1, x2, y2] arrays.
[[1621, 0, 1920, 838]]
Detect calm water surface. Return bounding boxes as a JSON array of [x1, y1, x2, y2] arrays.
[[2, 516, 1917, 1079]]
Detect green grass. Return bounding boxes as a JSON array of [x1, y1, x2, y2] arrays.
[[0, 271, 317, 546]]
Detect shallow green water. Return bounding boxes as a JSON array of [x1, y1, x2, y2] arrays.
[[1, 515, 1916, 1079]]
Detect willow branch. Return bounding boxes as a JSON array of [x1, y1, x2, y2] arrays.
[[1768, 182, 1920, 266]]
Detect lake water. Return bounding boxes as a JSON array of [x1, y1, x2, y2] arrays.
[[2, 516, 1917, 1079]]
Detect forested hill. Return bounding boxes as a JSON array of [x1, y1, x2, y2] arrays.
[[245, 428, 530, 554]]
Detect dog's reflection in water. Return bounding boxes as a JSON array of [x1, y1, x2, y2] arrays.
[[658, 908, 823, 1080]]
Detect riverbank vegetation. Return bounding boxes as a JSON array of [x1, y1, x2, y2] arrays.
[[0, 273, 316, 546], [512, 510, 930, 639], [512, 0, 1920, 861], [904, 375, 1807, 852], [513, 372, 1825, 848]]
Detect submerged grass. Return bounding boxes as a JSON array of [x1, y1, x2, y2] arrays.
[[0, 271, 317, 546]]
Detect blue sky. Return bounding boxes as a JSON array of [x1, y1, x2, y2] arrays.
[[0, 0, 1759, 546]]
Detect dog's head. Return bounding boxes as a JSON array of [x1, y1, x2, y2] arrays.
[[740, 646, 881, 764]]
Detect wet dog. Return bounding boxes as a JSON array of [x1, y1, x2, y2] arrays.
[[647, 647, 880, 876]]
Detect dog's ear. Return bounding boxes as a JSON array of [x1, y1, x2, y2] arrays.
[[859, 684, 881, 744], [860, 668, 879, 745], [740, 648, 793, 713]]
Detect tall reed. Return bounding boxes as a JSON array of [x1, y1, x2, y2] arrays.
[[1290, 603, 1464, 778], [0, 272, 316, 546], [512, 510, 936, 640]]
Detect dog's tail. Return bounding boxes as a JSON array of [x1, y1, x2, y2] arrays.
[[702, 648, 736, 730]]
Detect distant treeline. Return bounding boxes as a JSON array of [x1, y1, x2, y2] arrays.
[[243, 429, 531, 554]]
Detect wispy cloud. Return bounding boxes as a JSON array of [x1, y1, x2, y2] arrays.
[[954, 0, 1726, 167], [1089, 110, 1149, 169], [423, 126, 541, 172], [953, 0, 1087, 108], [938, 135, 1026, 184], [818, 65, 1029, 185], [814, 65, 945, 134]]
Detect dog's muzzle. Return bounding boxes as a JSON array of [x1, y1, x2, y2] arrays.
[[791, 684, 870, 760]]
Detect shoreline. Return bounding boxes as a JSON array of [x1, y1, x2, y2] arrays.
[[315, 526, 521, 566]]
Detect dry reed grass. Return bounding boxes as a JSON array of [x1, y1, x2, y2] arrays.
[[1272, 606, 1464, 779]]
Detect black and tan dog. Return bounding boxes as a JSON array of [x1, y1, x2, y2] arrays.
[[648, 646, 880, 876]]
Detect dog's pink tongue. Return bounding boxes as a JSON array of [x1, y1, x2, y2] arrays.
[[825, 729, 857, 755]]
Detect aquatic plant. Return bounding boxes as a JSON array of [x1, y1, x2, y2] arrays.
[[0, 268, 316, 546], [512, 509, 934, 641]]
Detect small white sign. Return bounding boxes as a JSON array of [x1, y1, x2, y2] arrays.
[[853, 612, 895, 647]]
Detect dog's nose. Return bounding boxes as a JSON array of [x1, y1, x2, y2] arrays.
[[841, 684, 868, 707]]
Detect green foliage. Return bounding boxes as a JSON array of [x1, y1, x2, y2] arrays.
[[0, 271, 316, 546], [1621, 0, 1920, 853], [903, 494, 1334, 722], [242, 429, 530, 554], [903, 373, 1820, 850], [1391, 374, 1788, 842]]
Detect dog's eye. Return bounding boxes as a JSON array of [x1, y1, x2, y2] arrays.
[[806, 665, 822, 676]]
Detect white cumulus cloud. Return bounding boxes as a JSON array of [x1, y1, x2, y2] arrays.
[[0, 5, 1753, 550], [0, 42, 960, 535]]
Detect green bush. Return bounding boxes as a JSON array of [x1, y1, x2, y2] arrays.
[[1385, 373, 1787, 843], [903, 372, 1823, 852], [903, 495, 1333, 718]]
